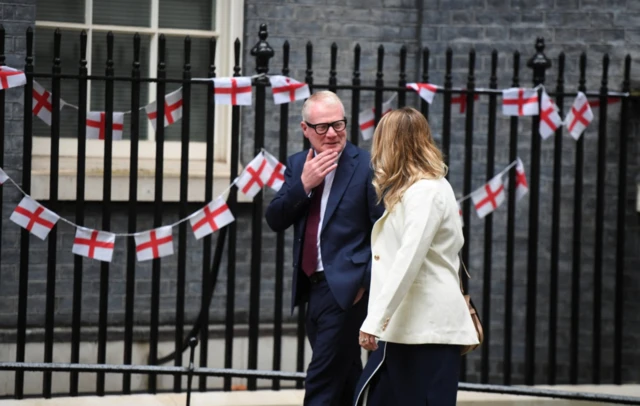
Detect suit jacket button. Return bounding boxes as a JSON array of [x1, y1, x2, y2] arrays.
[[374, 255, 380, 261]]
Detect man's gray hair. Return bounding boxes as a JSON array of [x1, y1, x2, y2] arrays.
[[301, 91, 346, 122]]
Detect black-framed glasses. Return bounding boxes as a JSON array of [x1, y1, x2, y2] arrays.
[[305, 119, 347, 135]]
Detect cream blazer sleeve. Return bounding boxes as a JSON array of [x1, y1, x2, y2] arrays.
[[360, 181, 445, 338]]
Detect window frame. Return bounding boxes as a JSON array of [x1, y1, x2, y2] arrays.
[[32, 0, 245, 202]]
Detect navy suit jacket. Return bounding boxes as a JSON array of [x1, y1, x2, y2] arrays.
[[265, 142, 384, 311]]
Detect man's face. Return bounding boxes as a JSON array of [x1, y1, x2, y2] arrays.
[[301, 102, 347, 155]]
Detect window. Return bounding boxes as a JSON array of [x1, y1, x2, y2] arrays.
[[32, 0, 245, 202]]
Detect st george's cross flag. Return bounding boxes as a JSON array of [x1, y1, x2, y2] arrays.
[[32, 81, 56, 126], [212, 77, 252, 106], [358, 95, 396, 140], [236, 152, 269, 198], [0, 66, 26, 90], [86, 111, 125, 140], [565, 92, 593, 140], [134, 226, 174, 261], [263, 150, 286, 192], [72, 227, 116, 262], [189, 197, 235, 240], [538, 92, 563, 140], [145, 88, 183, 130], [10, 196, 60, 240], [0, 167, 8, 185], [514, 157, 529, 201], [269, 75, 310, 104], [471, 175, 506, 219], [406, 82, 438, 104], [502, 87, 539, 116]]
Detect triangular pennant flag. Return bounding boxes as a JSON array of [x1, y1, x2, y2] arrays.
[[269, 75, 310, 104], [0, 167, 8, 185], [145, 88, 183, 130], [515, 157, 529, 201], [0, 66, 26, 90], [538, 92, 563, 139], [502, 87, 539, 116], [471, 175, 506, 219], [236, 152, 268, 198], [189, 197, 235, 240], [32, 81, 55, 125], [10, 196, 59, 240], [565, 91, 593, 140], [358, 95, 396, 141], [86, 111, 125, 140], [263, 150, 286, 192], [134, 226, 174, 262], [72, 227, 116, 262], [406, 82, 438, 104], [212, 77, 252, 106]]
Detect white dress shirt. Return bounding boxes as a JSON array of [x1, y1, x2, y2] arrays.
[[311, 150, 341, 273]]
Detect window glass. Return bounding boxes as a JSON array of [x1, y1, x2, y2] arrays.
[[159, 0, 215, 31], [93, 0, 151, 27], [36, 0, 85, 24]]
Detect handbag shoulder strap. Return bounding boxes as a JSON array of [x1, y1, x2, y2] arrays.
[[458, 253, 471, 295]]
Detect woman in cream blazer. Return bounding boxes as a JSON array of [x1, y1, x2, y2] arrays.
[[354, 107, 478, 406]]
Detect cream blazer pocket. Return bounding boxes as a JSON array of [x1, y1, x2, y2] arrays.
[[360, 178, 479, 345]]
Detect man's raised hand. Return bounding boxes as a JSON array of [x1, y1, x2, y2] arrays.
[[301, 149, 338, 194]]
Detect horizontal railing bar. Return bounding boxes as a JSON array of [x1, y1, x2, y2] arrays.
[[1, 363, 639, 404], [35, 21, 220, 38]]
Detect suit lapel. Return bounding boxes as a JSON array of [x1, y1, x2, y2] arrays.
[[321, 143, 358, 233]]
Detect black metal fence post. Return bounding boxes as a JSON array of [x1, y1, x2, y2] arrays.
[[525, 37, 551, 385], [349, 44, 361, 146], [185, 337, 198, 406]]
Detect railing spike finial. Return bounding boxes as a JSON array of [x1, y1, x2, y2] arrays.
[[250, 23, 274, 75]]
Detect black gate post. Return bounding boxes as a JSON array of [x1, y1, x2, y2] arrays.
[[248, 23, 274, 391], [525, 37, 551, 385]]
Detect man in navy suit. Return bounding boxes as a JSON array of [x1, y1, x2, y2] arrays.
[[266, 91, 383, 405]]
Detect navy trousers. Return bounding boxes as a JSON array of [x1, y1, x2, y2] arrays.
[[355, 341, 461, 406], [304, 279, 367, 406]]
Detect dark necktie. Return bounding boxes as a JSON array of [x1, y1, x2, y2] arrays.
[[301, 181, 324, 276]]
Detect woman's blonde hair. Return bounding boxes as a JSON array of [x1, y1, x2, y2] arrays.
[[371, 107, 447, 210]]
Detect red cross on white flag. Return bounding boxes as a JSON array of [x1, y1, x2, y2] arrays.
[[134, 226, 174, 262], [72, 227, 116, 262], [236, 152, 269, 198], [565, 92, 593, 140], [406, 82, 438, 104], [212, 77, 252, 106], [189, 197, 235, 240], [538, 92, 563, 140], [269, 75, 310, 104], [263, 150, 286, 192], [145, 88, 183, 130], [32, 81, 54, 125], [451, 91, 479, 114], [86, 111, 125, 140], [10, 196, 60, 240], [502, 87, 539, 116], [0, 66, 26, 90], [471, 175, 506, 219], [515, 157, 529, 201], [588, 97, 620, 108], [358, 95, 396, 140], [0, 167, 8, 185]]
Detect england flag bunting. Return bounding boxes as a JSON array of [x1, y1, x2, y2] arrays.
[[212, 77, 252, 106], [502, 87, 539, 116], [72, 227, 116, 262], [451, 91, 479, 114], [0, 66, 26, 91], [10, 196, 60, 240], [269, 75, 310, 104], [236, 152, 269, 198], [471, 175, 506, 219], [263, 150, 286, 192], [538, 92, 563, 140], [0, 167, 8, 185], [458, 202, 464, 227], [189, 197, 235, 240], [86, 111, 125, 140], [145, 88, 183, 130], [32, 81, 58, 126], [514, 157, 529, 201], [406, 82, 438, 104], [564, 92, 593, 140], [134, 226, 174, 262], [358, 95, 396, 140]]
